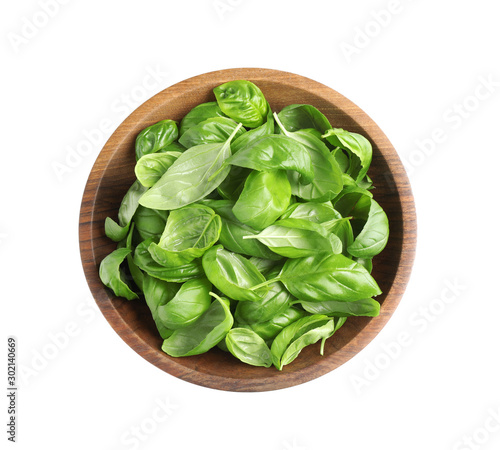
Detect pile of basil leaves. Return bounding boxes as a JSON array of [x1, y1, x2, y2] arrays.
[[99, 80, 389, 370]]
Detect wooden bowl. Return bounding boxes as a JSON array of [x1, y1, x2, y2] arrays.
[[79, 68, 416, 392]]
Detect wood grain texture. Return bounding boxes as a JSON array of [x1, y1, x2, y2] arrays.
[[79, 68, 417, 392]]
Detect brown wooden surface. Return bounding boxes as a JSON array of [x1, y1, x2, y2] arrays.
[[79, 68, 417, 392]]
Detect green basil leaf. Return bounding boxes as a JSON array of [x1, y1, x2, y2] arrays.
[[105, 180, 148, 242], [135, 119, 178, 160], [240, 307, 306, 341], [202, 245, 269, 302], [202, 199, 282, 260], [214, 80, 268, 128], [286, 131, 343, 202], [279, 253, 382, 301], [357, 173, 373, 190], [143, 275, 180, 338], [300, 298, 380, 317], [134, 238, 203, 282], [235, 279, 292, 324], [225, 328, 272, 367], [104, 217, 130, 243], [233, 170, 291, 230], [355, 257, 373, 273], [161, 294, 233, 357], [277, 104, 332, 134], [274, 114, 342, 202], [279, 320, 336, 369], [332, 147, 350, 172], [270, 314, 332, 370], [281, 202, 342, 224], [179, 101, 227, 136], [247, 257, 283, 277], [231, 103, 274, 153], [149, 204, 221, 266], [133, 205, 168, 241], [138, 124, 242, 210], [99, 248, 138, 300], [222, 135, 314, 184], [293, 128, 323, 139], [322, 128, 372, 182], [157, 278, 212, 330], [347, 199, 389, 258], [214, 106, 275, 199], [216, 166, 250, 201], [178, 117, 246, 148], [158, 141, 186, 153], [135, 152, 181, 188], [326, 218, 354, 258], [332, 185, 373, 218], [245, 218, 342, 258]]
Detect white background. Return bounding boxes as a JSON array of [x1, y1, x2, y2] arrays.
[[2, 1, 500, 449]]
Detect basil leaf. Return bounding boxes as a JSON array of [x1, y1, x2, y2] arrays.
[[322, 128, 372, 182], [105, 180, 147, 242], [280, 320, 337, 369], [202, 199, 282, 260], [300, 298, 380, 317], [143, 275, 179, 338], [332, 147, 350, 172], [355, 257, 373, 273], [135, 119, 178, 160], [235, 279, 292, 324], [225, 328, 272, 368], [157, 277, 212, 330], [202, 245, 269, 302], [231, 103, 274, 153], [161, 294, 233, 357], [274, 114, 342, 202], [133, 205, 168, 242], [277, 104, 332, 134], [97, 83, 390, 369], [223, 135, 314, 183], [134, 238, 203, 283], [281, 201, 342, 224], [135, 151, 181, 188], [279, 253, 382, 301], [214, 80, 268, 128], [347, 199, 389, 258], [99, 248, 138, 300], [104, 218, 130, 243], [240, 307, 306, 341], [233, 170, 291, 231], [158, 141, 186, 153], [138, 124, 242, 210], [270, 314, 333, 370], [245, 218, 342, 258], [332, 185, 373, 218], [179, 101, 227, 136], [326, 218, 354, 258], [247, 257, 283, 277], [286, 131, 343, 202], [178, 117, 246, 148], [216, 166, 250, 201], [357, 174, 373, 190], [148, 204, 221, 266]]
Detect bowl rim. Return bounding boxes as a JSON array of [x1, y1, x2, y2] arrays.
[[79, 67, 417, 392]]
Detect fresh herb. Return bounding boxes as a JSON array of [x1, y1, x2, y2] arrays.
[[99, 80, 389, 370]]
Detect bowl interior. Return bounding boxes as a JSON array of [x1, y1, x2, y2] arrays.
[[79, 68, 416, 391]]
